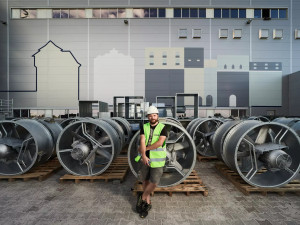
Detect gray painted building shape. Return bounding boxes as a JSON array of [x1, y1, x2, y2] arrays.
[[145, 69, 184, 104], [217, 72, 249, 107], [184, 48, 204, 68]]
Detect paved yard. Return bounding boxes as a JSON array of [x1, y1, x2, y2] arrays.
[[0, 160, 299, 225]]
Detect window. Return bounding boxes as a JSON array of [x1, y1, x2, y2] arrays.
[[231, 9, 238, 18], [20, 9, 37, 19], [175, 52, 180, 58], [239, 9, 246, 18], [62, 9, 70, 18], [52, 9, 60, 18], [118, 9, 126, 18], [182, 8, 189, 17], [279, 9, 286, 19], [219, 29, 228, 38], [13, 7, 288, 20], [175, 58, 180, 65], [254, 9, 261, 18], [162, 58, 167, 65], [158, 8, 166, 17], [133, 9, 148, 18], [174, 8, 181, 18], [178, 29, 188, 38], [271, 9, 278, 19], [224, 64, 227, 69], [162, 52, 167, 58], [259, 29, 269, 39], [295, 29, 300, 39], [192, 29, 201, 38], [101, 9, 109, 18], [232, 65, 235, 69], [233, 29, 242, 39], [108, 9, 117, 18], [222, 9, 229, 18], [214, 9, 221, 18], [149, 52, 154, 58], [150, 8, 157, 18], [273, 29, 283, 39], [262, 9, 270, 19], [93, 9, 100, 18], [239, 65, 242, 69], [190, 8, 198, 18], [69, 9, 85, 18], [149, 58, 154, 66], [199, 9, 206, 18]]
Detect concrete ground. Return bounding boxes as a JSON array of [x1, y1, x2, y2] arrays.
[[0, 160, 299, 225]]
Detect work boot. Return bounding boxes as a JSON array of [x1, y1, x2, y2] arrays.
[[139, 200, 150, 218], [136, 193, 143, 213]]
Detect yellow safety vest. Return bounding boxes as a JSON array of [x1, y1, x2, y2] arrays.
[[135, 122, 167, 168]]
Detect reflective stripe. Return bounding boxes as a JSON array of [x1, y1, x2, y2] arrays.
[[150, 148, 165, 152], [150, 158, 166, 162]]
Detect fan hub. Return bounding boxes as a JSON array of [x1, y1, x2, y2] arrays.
[[71, 141, 90, 161]]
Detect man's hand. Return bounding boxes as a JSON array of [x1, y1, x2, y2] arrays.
[[142, 155, 150, 166]]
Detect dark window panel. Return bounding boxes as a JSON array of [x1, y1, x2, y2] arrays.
[[158, 8, 166, 17], [279, 9, 287, 18], [231, 9, 238, 18], [222, 9, 229, 18], [262, 8, 270, 18], [190, 8, 198, 18], [271, 9, 278, 18], [214, 8, 221, 18], [199, 9, 206, 18], [174, 8, 181, 18], [254, 9, 261, 18], [239, 9, 246, 18], [144, 8, 150, 17], [150, 8, 157, 18], [182, 8, 189, 17]]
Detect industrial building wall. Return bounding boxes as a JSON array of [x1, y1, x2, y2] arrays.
[[289, 71, 300, 116], [0, 0, 299, 116]]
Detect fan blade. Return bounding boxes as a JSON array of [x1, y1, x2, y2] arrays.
[[203, 122, 210, 133], [173, 141, 189, 151], [255, 126, 269, 144], [96, 148, 112, 160]]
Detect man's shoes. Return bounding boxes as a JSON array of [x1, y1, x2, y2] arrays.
[[139, 200, 151, 218], [136, 193, 143, 213]]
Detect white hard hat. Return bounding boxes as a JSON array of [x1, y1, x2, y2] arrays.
[[147, 106, 159, 115]]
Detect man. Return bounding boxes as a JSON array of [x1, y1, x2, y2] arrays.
[[135, 105, 168, 218]]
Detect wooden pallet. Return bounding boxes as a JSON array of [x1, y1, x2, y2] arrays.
[[132, 170, 208, 197], [59, 157, 129, 184], [0, 157, 62, 182], [119, 145, 128, 155], [215, 163, 300, 196], [197, 154, 218, 162]]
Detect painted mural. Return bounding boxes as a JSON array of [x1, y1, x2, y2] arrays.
[[145, 47, 282, 107]]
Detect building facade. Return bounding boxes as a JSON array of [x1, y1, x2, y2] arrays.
[[0, 0, 299, 116]]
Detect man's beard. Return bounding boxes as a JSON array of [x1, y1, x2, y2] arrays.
[[150, 118, 158, 125]]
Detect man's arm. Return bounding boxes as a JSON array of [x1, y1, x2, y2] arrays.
[[140, 134, 150, 166], [146, 136, 166, 151]]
